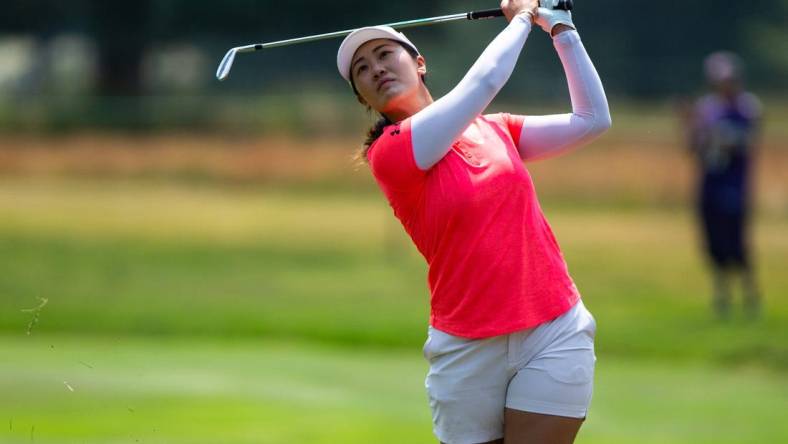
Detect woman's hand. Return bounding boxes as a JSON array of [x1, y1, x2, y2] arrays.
[[501, 0, 539, 23], [535, 2, 576, 36]]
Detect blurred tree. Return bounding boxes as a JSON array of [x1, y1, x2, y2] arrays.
[[2, 0, 783, 97], [740, 0, 788, 90], [0, 0, 784, 131], [89, 1, 153, 96]]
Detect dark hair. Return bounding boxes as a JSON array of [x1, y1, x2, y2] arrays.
[[349, 41, 424, 164]]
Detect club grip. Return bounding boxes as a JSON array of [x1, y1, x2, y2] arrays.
[[546, 0, 574, 10], [467, 9, 505, 20], [467, 1, 573, 21]]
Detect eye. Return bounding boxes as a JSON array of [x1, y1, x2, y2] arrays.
[[380, 50, 391, 59], [356, 65, 368, 76]]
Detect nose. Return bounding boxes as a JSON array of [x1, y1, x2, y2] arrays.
[[370, 61, 386, 79]]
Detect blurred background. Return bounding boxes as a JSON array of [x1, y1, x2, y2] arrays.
[[0, 1, 786, 443]]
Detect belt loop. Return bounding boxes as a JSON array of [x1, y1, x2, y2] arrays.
[[506, 332, 518, 366]]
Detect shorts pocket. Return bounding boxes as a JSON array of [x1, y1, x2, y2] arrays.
[[423, 327, 474, 363], [547, 350, 596, 384], [587, 310, 597, 337], [544, 348, 596, 385], [422, 335, 433, 361], [576, 301, 597, 335]]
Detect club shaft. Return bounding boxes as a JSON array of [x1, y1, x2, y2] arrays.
[[235, 9, 503, 54], [218, 4, 572, 80]]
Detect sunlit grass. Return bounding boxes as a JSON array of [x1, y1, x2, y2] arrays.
[[1, 105, 786, 443], [1, 335, 786, 444], [0, 178, 785, 366]]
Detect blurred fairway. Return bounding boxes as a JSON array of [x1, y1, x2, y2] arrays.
[[0, 131, 786, 442], [1, 178, 786, 362]]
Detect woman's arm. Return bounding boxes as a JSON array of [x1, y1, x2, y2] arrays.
[[517, 30, 611, 162], [411, 12, 534, 171]]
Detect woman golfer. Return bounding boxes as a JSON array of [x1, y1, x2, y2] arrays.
[[337, 0, 610, 442]]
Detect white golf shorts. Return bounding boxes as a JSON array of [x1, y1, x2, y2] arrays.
[[423, 300, 597, 444]]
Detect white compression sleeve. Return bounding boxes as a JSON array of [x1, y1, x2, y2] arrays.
[[411, 14, 533, 171], [518, 30, 611, 162]]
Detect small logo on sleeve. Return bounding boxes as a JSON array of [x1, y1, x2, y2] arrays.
[[389, 124, 402, 136]]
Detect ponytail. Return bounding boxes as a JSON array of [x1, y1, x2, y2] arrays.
[[354, 114, 392, 164]]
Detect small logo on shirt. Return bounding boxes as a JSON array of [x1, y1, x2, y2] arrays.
[[389, 124, 401, 136]]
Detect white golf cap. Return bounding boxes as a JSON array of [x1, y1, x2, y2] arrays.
[[337, 25, 420, 82]]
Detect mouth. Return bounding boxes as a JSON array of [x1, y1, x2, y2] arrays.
[[377, 78, 396, 92]]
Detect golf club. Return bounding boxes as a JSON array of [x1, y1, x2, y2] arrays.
[[216, 1, 574, 81]]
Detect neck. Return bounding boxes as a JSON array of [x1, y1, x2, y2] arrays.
[[717, 90, 739, 103], [384, 86, 434, 123]]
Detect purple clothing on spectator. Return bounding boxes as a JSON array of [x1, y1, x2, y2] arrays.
[[691, 92, 761, 266]]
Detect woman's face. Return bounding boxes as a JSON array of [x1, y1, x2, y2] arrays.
[[350, 39, 426, 114]]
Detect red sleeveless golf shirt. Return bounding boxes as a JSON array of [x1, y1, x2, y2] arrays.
[[367, 113, 580, 338]]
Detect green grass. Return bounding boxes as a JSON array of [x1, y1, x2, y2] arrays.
[[1, 335, 786, 444], [0, 177, 787, 442], [1, 179, 785, 367], [0, 335, 432, 444]]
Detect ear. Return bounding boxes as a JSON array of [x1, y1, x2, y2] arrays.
[[416, 55, 427, 76]]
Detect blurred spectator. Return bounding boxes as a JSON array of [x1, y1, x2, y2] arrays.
[[682, 51, 762, 319]]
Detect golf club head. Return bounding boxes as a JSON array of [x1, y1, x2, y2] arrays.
[[216, 48, 238, 81]]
